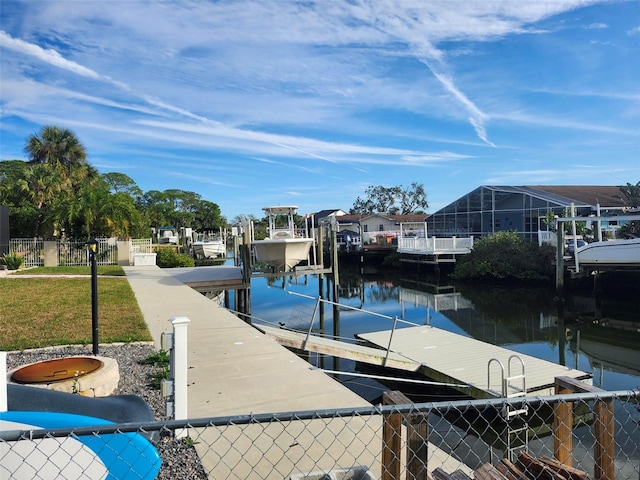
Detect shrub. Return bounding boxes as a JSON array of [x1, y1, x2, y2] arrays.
[[142, 350, 170, 389], [451, 231, 555, 283], [1, 252, 25, 270], [154, 247, 195, 268]]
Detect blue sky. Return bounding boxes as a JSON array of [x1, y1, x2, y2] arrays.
[[1, 1, 639, 221]]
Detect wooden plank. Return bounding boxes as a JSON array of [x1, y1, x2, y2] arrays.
[[474, 463, 509, 480], [496, 459, 528, 480], [382, 392, 402, 480], [432, 467, 453, 480], [537, 457, 590, 480], [594, 399, 615, 480], [555, 376, 603, 394], [382, 390, 429, 480], [554, 382, 574, 466], [516, 452, 569, 480], [407, 410, 429, 480]]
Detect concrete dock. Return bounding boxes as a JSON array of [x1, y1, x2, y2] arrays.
[[124, 265, 368, 417], [123, 265, 473, 479]]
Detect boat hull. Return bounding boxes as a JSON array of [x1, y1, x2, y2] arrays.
[[193, 241, 225, 258], [575, 238, 640, 265], [253, 238, 314, 272]]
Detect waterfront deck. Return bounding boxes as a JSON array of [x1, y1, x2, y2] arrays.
[[397, 222, 473, 265], [397, 236, 474, 257], [357, 326, 592, 399]]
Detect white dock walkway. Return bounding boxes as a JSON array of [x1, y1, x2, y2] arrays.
[[357, 325, 592, 399], [123, 266, 472, 478]]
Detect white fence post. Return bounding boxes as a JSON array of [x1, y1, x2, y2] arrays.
[[0, 352, 6, 412], [161, 316, 190, 438]]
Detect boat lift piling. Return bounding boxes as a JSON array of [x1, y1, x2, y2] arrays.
[[554, 210, 640, 292], [235, 214, 338, 326]]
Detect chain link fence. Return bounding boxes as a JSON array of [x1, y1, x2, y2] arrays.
[[2, 388, 639, 480]]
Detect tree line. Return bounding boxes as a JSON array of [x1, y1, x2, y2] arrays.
[[9, 125, 633, 244], [0, 126, 224, 239], [1, 125, 433, 240]]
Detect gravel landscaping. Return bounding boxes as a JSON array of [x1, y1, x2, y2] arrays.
[[6, 343, 208, 479]]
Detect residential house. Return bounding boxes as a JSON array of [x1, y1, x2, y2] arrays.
[[427, 185, 632, 242], [331, 213, 428, 246]]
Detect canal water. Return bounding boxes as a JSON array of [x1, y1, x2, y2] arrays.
[[229, 265, 640, 403], [213, 262, 640, 475]]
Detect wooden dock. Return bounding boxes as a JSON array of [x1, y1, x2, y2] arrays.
[[357, 326, 592, 399]]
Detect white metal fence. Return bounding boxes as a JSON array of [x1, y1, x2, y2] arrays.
[[6, 238, 43, 267], [57, 238, 118, 266], [8, 238, 119, 267]]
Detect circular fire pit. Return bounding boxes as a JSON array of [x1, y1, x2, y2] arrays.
[[8, 356, 119, 397]]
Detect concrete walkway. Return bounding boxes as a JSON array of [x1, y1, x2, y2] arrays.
[[123, 265, 472, 479], [123, 265, 369, 417]]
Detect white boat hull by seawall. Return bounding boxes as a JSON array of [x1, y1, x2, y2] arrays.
[[253, 237, 314, 272], [575, 238, 640, 265]]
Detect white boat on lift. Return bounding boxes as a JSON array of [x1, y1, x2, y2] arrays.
[[157, 226, 179, 245], [575, 238, 640, 266], [252, 206, 314, 272], [192, 228, 226, 259]]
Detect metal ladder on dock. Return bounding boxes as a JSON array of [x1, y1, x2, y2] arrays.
[[488, 355, 529, 462]]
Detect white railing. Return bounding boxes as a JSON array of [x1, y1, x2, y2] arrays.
[[8, 239, 44, 267], [397, 236, 473, 254]]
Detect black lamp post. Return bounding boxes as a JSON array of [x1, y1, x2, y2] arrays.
[[87, 238, 99, 355]]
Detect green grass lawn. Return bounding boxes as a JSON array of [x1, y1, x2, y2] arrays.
[[0, 266, 151, 351], [11, 265, 126, 276]]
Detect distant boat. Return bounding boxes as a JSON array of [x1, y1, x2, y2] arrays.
[[157, 226, 179, 245], [252, 206, 314, 272], [192, 228, 226, 259], [575, 238, 640, 266]]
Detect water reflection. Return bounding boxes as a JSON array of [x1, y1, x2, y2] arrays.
[[246, 267, 640, 397], [239, 267, 640, 472]]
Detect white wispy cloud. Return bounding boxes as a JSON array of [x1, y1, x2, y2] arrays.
[[1, 0, 636, 218], [0, 30, 130, 91]]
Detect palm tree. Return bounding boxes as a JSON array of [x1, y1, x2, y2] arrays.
[[26, 125, 87, 171], [16, 163, 64, 237], [22, 126, 92, 237], [619, 181, 640, 208]]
